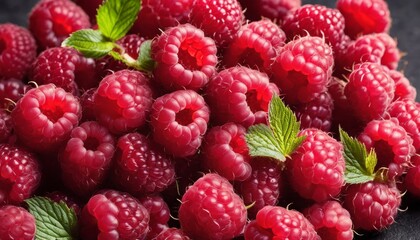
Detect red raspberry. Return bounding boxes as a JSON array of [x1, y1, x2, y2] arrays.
[[79, 189, 150, 240], [189, 0, 244, 46], [237, 157, 284, 219], [389, 70, 417, 101], [404, 155, 420, 198], [0, 144, 41, 205], [271, 36, 334, 105], [130, 0, 194, 39], [138, 195, 171, 239], [337, 0, 391, 39], [93, 70, 153, 135], [0, 23, 37, 80], [223, 19, 286, 73], [150, 90, 210, 157], [282, 4, 346, 54], [239, 0, 301, 23], [343, 181, 401, 231], [287, 128, 345, 202], [151, 24, 217, 92], [0, 110, 12, 144], [205, 66, 279, 128], [0, 78, 26, 110], [294, 91, 334, 132], [201, 122, 251, 181], [344, 62, 395, 123], [0, 205, 36, 240], [112, 133, 175, 196], [11, 84, 82, 153], [358, 118, 415, 178], [303, 201, 354, 240], [178, 173, 247, 240], [29, 0, 90, 49], [79, 88, 96, 121], [244, 206, 320, 240], [155, 228, 191, 240], [72, 0, 102, 22], [59, 121, 115, 197]]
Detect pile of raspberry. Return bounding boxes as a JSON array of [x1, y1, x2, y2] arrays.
[[0, 0, 419, 239]]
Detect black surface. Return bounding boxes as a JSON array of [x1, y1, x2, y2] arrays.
[[1, 0, 420, 239]]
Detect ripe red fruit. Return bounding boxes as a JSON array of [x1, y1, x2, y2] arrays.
[[389, 70, 417, 101], [404, 155, 420, 198], [0, 110, 13, 144], [138, 195, 171, 239], [0, 205, 36, 240], [0, 78, 26, 110], [239, 0, 301, 23], [155, 228, 191, 240]]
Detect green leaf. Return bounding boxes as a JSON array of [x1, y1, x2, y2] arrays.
[[268, 95, 304, 157], [25, 197, 78, 240], [137, 40, 156, 72], [246, 124, 285, 161], [339, 128, 377, 184], [96, 0, 141, 41], [62, 29, 115, 58]]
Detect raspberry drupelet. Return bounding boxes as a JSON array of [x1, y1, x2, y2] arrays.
[[0, 78, 27, 109], [239, 0, 301, 23], [151, 24, 217, 92], [389, 70, 417, 101], [138, 195, 171, 239], [0, 205, 36, 240], [150, 89, 210, 157], [155, 228, 190, 240]]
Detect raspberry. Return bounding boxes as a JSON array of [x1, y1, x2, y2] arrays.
[[155, 228, 191, 240], [294, 91, 334, 132], [0, 23, 37, 80], [0, 110, 12, 144], [239, 0, 301, 23], [72, 0, 102, 22], [151, 24, 217, 92], [282, 4, 346, 54], [389, 70, 417, 101], [59, 121, 115, 197], [271, 36, 334, 105], [205, 66, 279, 128], [92, 69, 153, 135], [112, 133, 175, 196], [130, 0, 194, 39], [0, 78, 26, 110], [358, 118, 415, 178], [303, 201, 354, 240], [0, 144, 41, 205], [201, 122, 251, 181], [343, 181, 401, 231], [337, 0, 391, 39], [404, 155, 420, 198], [237, 157, 283, 219], [79, 88, 96, 122], [79, 189, 150, 240], [11, 84, 82, 153], [223, 19, 286, 73], [29, 0, 91, 49], [244, 206, 320, 240], [189, 0, 244, 46], [0, 205, 36, 240], [344, 62, 395, 123], [178, 173, 247, 240], [138, 195, 171, 239], [287, 128, 345, 202], [150, 90, 210, 157]]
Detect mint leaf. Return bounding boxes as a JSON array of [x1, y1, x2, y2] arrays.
[[339, 128, 377, 184], [62, 29, 115, 58], [25, 197, 78, 240], [268, 95, 305, 157], [246, 124, 285, 161], [97, 0, 141, 41], [137, 40, 156, 72]]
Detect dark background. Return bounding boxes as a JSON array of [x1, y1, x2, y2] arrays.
[[1, 0, 420, 239]]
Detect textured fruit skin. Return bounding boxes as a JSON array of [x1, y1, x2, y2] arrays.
[[337, 0, 391, 39], [358, 118, 415, 178], [271, 36, 334, 105], [11, 84, 81, 153], [223, 19, 286, 73], [344, 62, 395, 123], [0, 78, 26, 110], [178, 173, 247, 240], [151, 24, 217, 92], [138, 195, 171, 239], [155, 228, 191, 240], [404, 155, 420, 198], [343, 181, 401, 231], [189, 0, 244, 46], [29, 0, 90, 49], [150, 89, 210, 157], [93, 70, 153, 135], [0, 205, 36, 240], [239, 0, 301, 23], [112, 133, 175, 196], [304, 201, 354, 240], [237, 157, 283, 219], [205, 66, 279, 128], [59, 121, 115, 197], [389, 70, 417, 102], [288, 128, 345, 202], [295, 91, 334, 132], [130, 0, 194, 39], [79, 190, 150, 240], [201, 122, 251, 181], [0, 24, 36, 80], [0, 144, 41, 205], [244, 206, 320, 240], [0, 110, 12, 144]]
